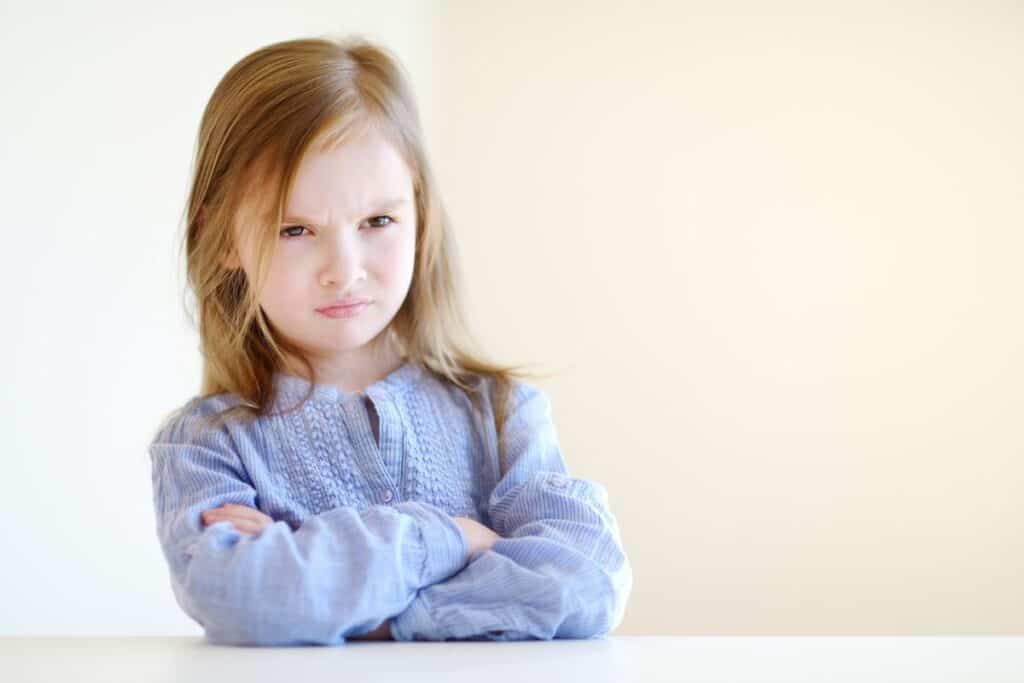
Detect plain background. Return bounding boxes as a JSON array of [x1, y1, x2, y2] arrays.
[[1, 0, 1021, 636]]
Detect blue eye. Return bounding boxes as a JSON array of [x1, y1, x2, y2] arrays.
[[367, 215, 395, 228], [280, 225, 309, 239]]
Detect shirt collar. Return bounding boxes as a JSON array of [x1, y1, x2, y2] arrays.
[[271, 360, 426, 408]]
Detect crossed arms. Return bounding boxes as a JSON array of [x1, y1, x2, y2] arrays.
[[150, 384, 632, 645]]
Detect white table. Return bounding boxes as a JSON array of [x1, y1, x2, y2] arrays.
[[1, 636, 1021, 682]]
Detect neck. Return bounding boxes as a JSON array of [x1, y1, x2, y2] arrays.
[[282, 331, 406, 394]]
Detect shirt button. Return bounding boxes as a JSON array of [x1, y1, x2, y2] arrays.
[[549, 474, 569, 489], [380, 489, 394, 503]]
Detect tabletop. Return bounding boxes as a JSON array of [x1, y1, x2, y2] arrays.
[[1, 636, 1021, 682]]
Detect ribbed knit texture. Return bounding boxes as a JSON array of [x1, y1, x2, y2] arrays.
[[149, 361, 632, 645]]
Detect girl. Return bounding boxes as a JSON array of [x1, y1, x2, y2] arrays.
[[149, 34, 632, 646]]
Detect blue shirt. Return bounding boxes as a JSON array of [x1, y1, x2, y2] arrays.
[[149, 361, 632, 645]]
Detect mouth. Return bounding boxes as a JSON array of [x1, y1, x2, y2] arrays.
[[316, 297, 371, 311], [316, 301, 371, 319]]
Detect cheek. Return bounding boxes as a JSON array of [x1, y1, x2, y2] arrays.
[[375, 231, 416, 283], [258, 255, 307, 312]]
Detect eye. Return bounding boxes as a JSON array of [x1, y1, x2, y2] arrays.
[[280, 225, 309, 239], [366, 215, 395, 229]]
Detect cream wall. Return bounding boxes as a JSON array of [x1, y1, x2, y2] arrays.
[[0, 0, 443, 636], [0, 0, 1019, 637], [433, 1, 1023, 634]]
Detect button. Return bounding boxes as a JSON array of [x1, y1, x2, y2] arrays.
[[380, 489, 394, 503], [549, 474, 569, 489]]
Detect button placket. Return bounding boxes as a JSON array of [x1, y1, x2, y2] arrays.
[[341, 396, 401, 505], [372, 392, 408, 503]]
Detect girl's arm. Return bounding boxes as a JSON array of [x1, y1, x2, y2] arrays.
[[200, 508, 501, 643], [150, 401, 469, 647], [387, 383, 633, 641]]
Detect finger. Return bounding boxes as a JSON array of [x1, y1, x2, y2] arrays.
[[233, 519, 270, 535], [205, 515, 253, 534], [202, 509, 227, 523], [220, 504, 267, 522], [224, 515, 267, 532], [213, 513, 249, 527], [202, 511, 242, 526], [205, 507, 250, 525], [203, 509, 272, 532], [202, 514, 234, 528], [206, 504, 247, 516], [230, 520, 258, 534], [234, 509, 273, 526]]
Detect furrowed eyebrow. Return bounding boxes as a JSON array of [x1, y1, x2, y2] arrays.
[[283, 198, 411, 225]]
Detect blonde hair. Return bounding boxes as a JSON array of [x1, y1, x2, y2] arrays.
[[178, 35, 549, 452]]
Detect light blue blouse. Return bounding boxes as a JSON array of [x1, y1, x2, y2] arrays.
[[149, 361, 632, 645]]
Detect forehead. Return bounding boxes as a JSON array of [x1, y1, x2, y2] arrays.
[[285, 127, 414, 221]]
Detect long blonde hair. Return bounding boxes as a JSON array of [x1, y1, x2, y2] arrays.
[[178, 35, 548, 453]]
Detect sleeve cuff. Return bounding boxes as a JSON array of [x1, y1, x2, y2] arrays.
[[390, 592, 439, 641], [392, 501, 468, 587]]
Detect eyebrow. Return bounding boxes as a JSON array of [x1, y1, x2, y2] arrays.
[[283, 198, 412, 224]]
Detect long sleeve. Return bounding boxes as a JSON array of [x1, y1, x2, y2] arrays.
[[149, 400, 468, 646], [389, 383, 633, 641]]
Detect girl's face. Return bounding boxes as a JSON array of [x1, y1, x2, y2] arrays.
[[234, 127, 417, 381]]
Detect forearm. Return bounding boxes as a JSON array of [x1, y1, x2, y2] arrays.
[[390, 474, 632, 641], [167, 502, 466, 645]]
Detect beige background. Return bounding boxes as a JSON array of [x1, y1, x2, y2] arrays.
[[0, 1, 1020, 636], [436, 1, 1024, 635]]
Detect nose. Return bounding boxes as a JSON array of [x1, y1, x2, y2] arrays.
[[319, 234, 367, 289]]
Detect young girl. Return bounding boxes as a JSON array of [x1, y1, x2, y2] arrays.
[[150, 34, 632, 646]]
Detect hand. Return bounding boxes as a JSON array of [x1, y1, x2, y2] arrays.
[[201, 503, 274, 536], [200, 505, 391, 641], [349, 619, 393, 641], [451, 516, 501, 560]]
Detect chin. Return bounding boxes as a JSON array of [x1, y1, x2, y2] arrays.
[[316, 330, 386, 352]]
